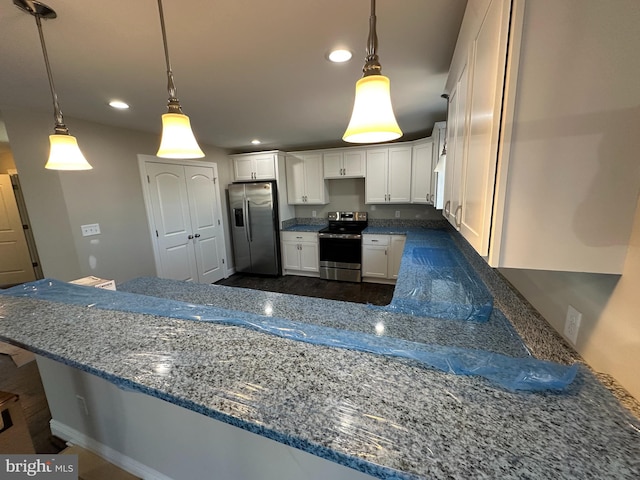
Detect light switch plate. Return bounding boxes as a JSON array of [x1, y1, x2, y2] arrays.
[[81, 223, 101, 237]]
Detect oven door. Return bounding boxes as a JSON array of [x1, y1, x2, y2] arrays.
[[319, 235, 362, 281]]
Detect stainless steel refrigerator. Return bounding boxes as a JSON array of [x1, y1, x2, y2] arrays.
[[228, 181, 281, 275]]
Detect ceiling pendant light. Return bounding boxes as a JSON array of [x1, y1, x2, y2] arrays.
[[14, 0, 92, 170], [155, 0, 204, 159], [343, 0, 402, 144]]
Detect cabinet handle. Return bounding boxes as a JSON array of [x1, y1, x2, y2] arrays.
[[188, 235, 194, 240], [454, 205, 462, 228], [296, 236, 303, 239], [430, 194, 434, 203], [194, 234, 201, 238], [444, 200, 451, 215], [371, 239, 378, 242], [385, 249, 387, 256]]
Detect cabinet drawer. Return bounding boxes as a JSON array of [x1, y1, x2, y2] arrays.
[[281, 231, 318, 243], [362, 234, 390, 246]]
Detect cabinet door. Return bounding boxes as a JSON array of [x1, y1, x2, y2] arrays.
[[301, 153, 326, 204], [299, 242, 319, 272], [365, 149, 389, 203], [253, 154, 276, 180], [411, 140, 434, 204], [388, 146, 412, 203], [233, 156, 254, 182], [362, 245, 388, 278], [459, 0, 508, 256], [285, 155, 305, 204], [445, 59, 470, 230], [389, 235, 406, 279], [282, 241, 302, 270], [323, 151, 343, 179], [342, 150, 365, 177]]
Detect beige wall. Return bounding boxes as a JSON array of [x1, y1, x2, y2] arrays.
[[501, 195, 640, 400], [1, 106, 233, 284], [499, 0, 640, 400]]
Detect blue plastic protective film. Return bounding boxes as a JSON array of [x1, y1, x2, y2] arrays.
[[375, 229, 494, 322], [118, 276, 530, 359], [1, 279, 578, 392]]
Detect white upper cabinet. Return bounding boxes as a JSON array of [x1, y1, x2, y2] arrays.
[[231, 153, 277, 181], [411, 138, 435, 205], [458, 0, 509, 256], [323, 150, 366, 179], [366, 146, 412, 204], [443, 53, 471, 231], [285, 152, 329, 205], [443, 0, 639, 273]]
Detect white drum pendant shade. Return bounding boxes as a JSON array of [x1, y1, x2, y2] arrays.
[[45, 134, 92, 170], [343, 75, 402, 144], [157, 113, 205, 159]]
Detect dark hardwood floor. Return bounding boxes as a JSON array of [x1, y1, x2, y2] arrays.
[[0, 354, 65, 454], [215, 273, 396, 306]]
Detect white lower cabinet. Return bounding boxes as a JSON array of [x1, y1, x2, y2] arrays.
[[362, 234, 406, 284], [281, 231, 319, 276]]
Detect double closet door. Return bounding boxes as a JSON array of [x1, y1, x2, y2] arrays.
[[143, 159, 226, 284]]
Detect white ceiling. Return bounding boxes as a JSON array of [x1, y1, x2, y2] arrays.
[[0, 0, 467, 153]]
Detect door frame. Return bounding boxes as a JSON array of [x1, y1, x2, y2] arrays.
[[137, 155, 229, 280]]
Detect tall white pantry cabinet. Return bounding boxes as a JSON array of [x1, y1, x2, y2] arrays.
[[442, 0, 639, 274]]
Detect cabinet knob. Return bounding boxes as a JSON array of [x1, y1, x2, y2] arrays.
[[194, 234, 201, 238], [188, 235, 194, 239]]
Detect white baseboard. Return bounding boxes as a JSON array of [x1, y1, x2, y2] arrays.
[[50, 420, 173, 480]]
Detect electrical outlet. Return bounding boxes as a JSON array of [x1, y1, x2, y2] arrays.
[[395, 210, 401, 218], [81, 223, 101, 237], [312, 210, 317, 218], [564, 305, 582, 345]]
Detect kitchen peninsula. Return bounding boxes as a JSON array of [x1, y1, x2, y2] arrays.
[[0, 225, 638, 480]]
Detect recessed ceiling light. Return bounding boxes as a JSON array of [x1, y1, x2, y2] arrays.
[[251, 139, 261, 145], [109, 100, 129, 110], [327, 49, 353, 63]]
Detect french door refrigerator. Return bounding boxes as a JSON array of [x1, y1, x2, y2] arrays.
[[228, 181, 281, 275]]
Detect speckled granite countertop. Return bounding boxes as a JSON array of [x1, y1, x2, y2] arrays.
[[281, 224, 325, 232], [0, 225, 639, 479]]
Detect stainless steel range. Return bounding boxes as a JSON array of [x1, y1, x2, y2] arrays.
[[318, 211, 368, 282]]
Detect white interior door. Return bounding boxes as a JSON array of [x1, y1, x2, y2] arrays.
[[143, 158, 227, 284], [146, 162, 199, 282], [185, 165, 225, 284], [0, 174, 36, 286]]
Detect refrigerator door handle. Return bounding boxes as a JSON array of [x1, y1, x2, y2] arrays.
[[243, 198, 250, 243], [246, 199, 253, 242]]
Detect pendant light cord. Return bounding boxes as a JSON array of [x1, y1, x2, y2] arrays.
[[34, 12, 68, 134], [157, 0, 182, 114], [363, 0, 381, 77]]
